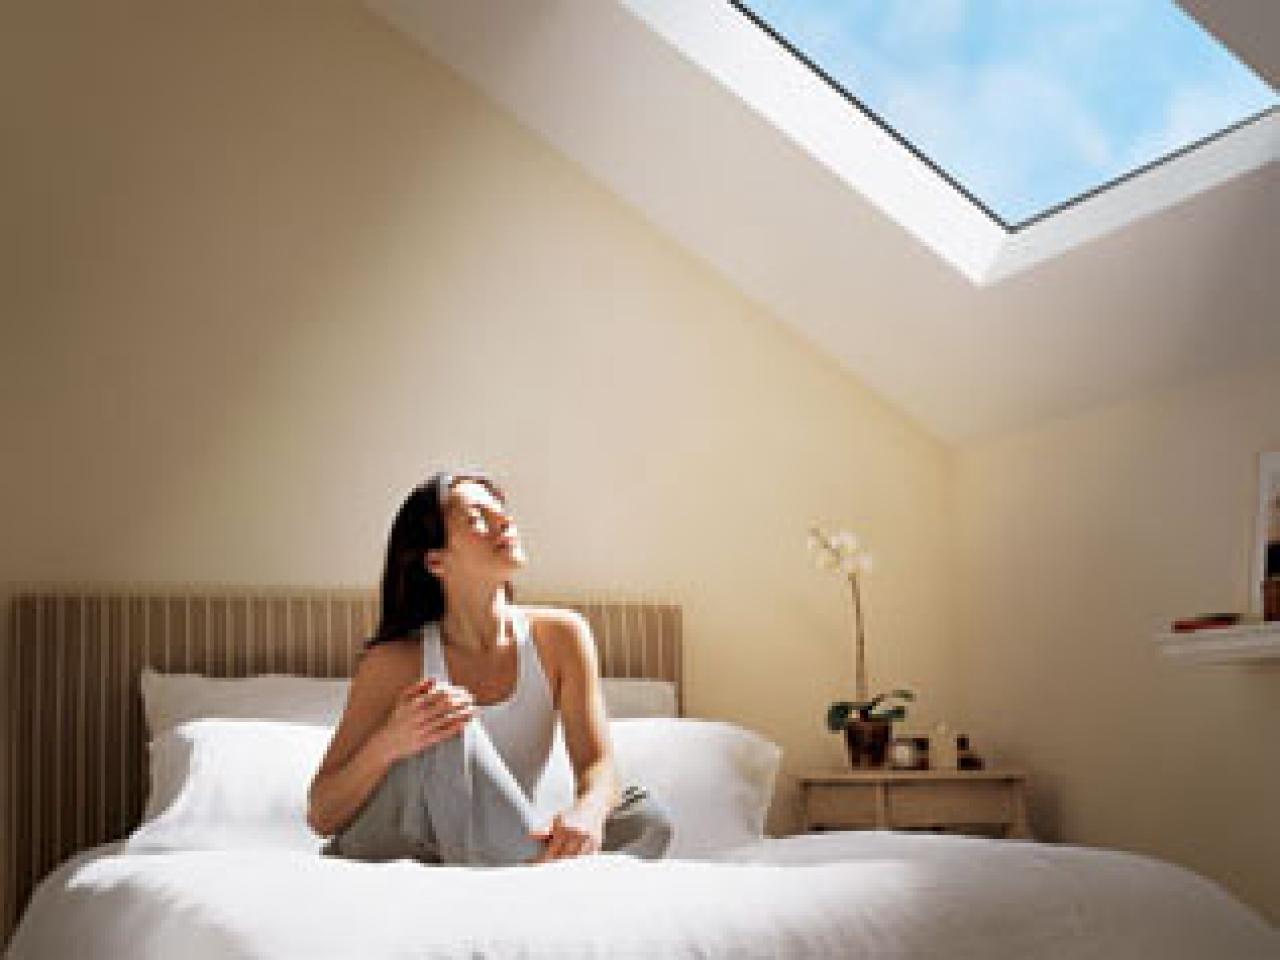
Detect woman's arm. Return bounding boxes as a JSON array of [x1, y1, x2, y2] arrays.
[[306, 648, 474, 837], [561, 613, 622, 817], [306, 649, 404, 838], [531, 612, 621, 860]]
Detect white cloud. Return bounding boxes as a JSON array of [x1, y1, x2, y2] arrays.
[[1119, 80, 1273, 174], [879, 0, 966, 52], [879, 61, 1114, 219]]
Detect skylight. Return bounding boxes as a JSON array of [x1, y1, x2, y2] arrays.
[[731, 0, 1278, 228]]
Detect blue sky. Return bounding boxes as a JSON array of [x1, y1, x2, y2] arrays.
[[739, 0, 1278, 224]]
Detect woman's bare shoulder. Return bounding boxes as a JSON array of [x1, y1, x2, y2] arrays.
[[519, 605, 595, 650], [518, 605, 589, 632], [353, 637, 422, 686], [517, 605, 598, 672], [515, 606, 592, 684]]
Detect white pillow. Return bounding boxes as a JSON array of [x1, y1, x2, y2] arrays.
[[130, 715, 780, 858], [140, 667, 349, 737], [137, 670, 678, 822], [535, 718, 782, 859], [126, 719, 331, 853], [139, 671, 676, 735]]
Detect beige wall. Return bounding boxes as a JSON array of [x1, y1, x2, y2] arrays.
[[0, 0, 957, 845], [956, 358, 1280, 923]]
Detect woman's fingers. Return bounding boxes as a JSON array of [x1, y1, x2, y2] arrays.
[[531, 819, 593, 862], [414, 705, 473, 747], [412, 685, 471, 721], [419, 704, 473, 728], [532, 837, 560, 863], [378, 680, 481, 761], [398, 678, 436, 704], [389, 681, 478, 751], [552, 835, 587, 860], [419, 684, 473, 711], [530, 820, 559, 863], [417, 697, 472, 726]]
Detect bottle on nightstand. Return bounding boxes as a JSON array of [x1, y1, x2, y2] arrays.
[[931, 722, 958, 770]]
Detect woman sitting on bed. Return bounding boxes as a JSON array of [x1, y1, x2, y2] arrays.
[[307, 470, 672, 865]]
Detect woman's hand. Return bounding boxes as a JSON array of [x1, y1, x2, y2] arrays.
[[528, 803, 606, 863], [372, 678, 475, 764]]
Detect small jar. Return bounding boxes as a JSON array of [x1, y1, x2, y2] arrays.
[[888, 738, 919, 770]]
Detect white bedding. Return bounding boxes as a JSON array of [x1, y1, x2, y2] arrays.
[[8, 831, 1277, 959]]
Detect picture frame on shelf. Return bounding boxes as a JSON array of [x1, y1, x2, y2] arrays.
[[1252, 451, 1280, 617]]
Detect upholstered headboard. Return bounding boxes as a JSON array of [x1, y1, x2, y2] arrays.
[[0, 587, 682, 945]]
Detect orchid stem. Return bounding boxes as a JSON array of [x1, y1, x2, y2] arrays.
[[850, 574, 866, 703]]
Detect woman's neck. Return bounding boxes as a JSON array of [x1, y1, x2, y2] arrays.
[[440, 584, 510, 654]]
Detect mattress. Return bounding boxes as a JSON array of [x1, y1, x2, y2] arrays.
[[8, 830, 1277, 959]]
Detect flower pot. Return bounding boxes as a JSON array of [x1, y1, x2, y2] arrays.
[[844, 718, 892, 769]]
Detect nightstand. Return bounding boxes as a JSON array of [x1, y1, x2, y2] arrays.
[[798, 768, 1033, 839]]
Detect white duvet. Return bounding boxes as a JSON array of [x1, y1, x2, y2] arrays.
[[8, 831, 1277, 959]]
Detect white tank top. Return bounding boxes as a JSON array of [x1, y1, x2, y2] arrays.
[[421, 606, 557, 799]]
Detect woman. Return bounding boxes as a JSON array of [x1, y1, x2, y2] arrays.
[[307, 470, 672, 865]]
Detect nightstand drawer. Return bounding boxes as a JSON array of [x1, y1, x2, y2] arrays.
[[889, 781, 1012, 827], [805, 783, 878, 828], [798, 769, 1033, 839]]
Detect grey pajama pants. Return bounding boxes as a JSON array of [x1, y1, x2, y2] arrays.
[[324, 720, 672, 866]]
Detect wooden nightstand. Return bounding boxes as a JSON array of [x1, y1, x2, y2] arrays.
[[798, 768, 1033, 839]]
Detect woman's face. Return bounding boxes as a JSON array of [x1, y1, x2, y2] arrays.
[[428, 479, 528, 583]]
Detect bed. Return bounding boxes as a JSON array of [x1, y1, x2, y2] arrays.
[[4, 588, 1277, 959]]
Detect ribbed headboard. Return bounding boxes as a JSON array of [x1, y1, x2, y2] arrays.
[[0, 588, 682, 946]]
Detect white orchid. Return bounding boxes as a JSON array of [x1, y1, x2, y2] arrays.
[[807, 524, 875, 702], [830, 530, 859, 555], [807, 526, 873, 581]]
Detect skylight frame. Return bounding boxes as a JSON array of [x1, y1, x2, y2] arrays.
[[1012, 105, 1276, 231], [621, 0, 1277, 284], [727, 0, 1278, 233]]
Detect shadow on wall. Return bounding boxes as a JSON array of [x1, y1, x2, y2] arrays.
[[1029, 779, 1063, 844]]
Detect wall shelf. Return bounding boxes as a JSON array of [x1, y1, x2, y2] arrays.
[[1154, 622, 1280, 664]]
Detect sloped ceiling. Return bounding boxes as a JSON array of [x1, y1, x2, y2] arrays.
[[1180, 0, 1279, 87], [366, 0, 1278, 443]]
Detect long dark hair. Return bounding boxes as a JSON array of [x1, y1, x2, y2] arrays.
[[366, 470, 516, 648]]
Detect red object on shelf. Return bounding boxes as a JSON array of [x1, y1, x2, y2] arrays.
[[1171, 613, 1242, 633]]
